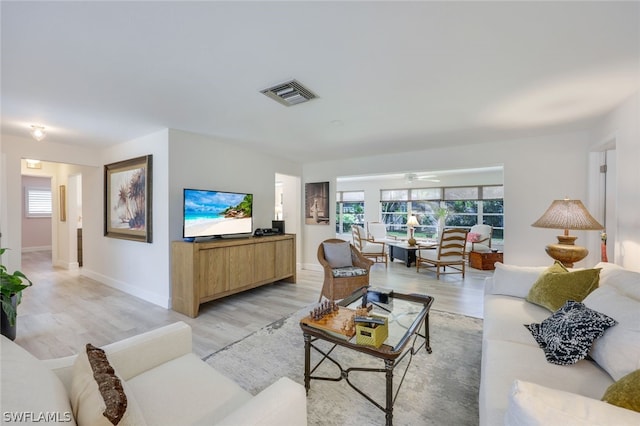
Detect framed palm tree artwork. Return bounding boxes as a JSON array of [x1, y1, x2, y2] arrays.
[[104, 155, 153, 242]]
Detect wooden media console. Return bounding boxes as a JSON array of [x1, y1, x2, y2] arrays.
[[171, 234, 296, 317]]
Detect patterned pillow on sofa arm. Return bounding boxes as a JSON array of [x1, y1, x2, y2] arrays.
[[524, 300, 617, 366]]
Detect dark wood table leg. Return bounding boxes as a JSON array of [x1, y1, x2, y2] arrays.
[[385, 359, 394, 426], [389, 245, 395, 262], [406, 249, 416, 267], [424, 312, 432, 353], [304, 333, 311, 394]]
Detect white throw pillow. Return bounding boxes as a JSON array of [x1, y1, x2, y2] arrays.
[[504, 380, 640, 426], [491, 263, 547, 298], [71, 344, 147, 426], [583, 286, 640, 381], [596, 267, 640, 301], [322, 242, 353, 268]]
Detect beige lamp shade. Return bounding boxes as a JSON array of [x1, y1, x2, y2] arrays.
[[407, 215, 419, 228], [407, 215, 419, 246], [532, 198, 603, 267]]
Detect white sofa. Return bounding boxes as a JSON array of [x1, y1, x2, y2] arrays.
[[1, 321, 307, 426], [480, 262, 640, 425]]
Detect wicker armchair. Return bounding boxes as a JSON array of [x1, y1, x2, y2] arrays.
[[317, 238, 373, 301]]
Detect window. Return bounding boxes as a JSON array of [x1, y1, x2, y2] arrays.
[[336, 191, 364, 234], [25, 187, 52, 218], [381, 185, 504, 244]]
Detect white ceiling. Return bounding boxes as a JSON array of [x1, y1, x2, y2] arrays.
[[2, 1, 639, 163]]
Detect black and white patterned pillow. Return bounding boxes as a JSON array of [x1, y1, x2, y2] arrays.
[[525, 300, 617, 366]]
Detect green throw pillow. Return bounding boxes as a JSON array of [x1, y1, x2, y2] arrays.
[[526, 262, 601, 312], [602, 369, 640, 412]]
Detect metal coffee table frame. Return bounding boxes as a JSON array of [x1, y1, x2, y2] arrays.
[[300, 288, 434, 426]]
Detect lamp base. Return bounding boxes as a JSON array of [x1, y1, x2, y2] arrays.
[[407, 237, 417, 247], [545, 235, 588, 268]]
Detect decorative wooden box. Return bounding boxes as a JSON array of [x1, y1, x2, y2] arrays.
[[469, 251, 503, 270]]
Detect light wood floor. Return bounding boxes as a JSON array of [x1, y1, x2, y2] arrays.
[[15, 251, 491, 360]]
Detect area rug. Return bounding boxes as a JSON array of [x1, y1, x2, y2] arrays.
[[203, 307, 482, 426]]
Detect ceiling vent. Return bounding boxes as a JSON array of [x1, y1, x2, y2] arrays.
[[260, 79, 318, 106]]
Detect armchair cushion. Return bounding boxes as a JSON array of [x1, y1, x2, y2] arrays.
[[332, 267, 368, 278], [361, 242, 385, 254], [322, 242, 353, 268], [367, 222, 389, 242], [419, 249, 463, 263]]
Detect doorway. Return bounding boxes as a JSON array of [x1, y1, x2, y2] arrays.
[[20, 159, 84, 270], [275, 173, 301, 264]]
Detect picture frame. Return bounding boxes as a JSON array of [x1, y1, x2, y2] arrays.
[[305, 181, 330, 225], [59, 185, 66, 222], [104, 155, 153, 242]]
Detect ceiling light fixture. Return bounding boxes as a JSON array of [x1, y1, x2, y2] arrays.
[[406, 173, 440, 183], [30, 125, 46, 141]]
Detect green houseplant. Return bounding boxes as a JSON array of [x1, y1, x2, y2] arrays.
[[1, 248, 33, 340]]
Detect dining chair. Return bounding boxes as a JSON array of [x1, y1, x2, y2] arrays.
[[352, 225, 388, 267], [416, 228, 469, 279]]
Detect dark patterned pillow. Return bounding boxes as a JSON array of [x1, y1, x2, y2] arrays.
[[525, 300, 617, 366]]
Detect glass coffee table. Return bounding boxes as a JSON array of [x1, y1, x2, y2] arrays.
[[299, 287, 434, 426]]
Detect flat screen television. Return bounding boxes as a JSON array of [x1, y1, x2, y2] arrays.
[[183, 189, 253, 240]]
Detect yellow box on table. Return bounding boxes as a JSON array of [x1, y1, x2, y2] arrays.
[[355, 314, 389, 348]]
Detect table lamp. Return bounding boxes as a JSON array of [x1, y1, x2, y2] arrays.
[[407, 215, 419, 246], [531, 198, 603, 267]]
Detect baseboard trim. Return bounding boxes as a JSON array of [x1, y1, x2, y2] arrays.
[[302, 263, 322, 272], [80, 268, 170, 309], [22, 246, 52, 253]]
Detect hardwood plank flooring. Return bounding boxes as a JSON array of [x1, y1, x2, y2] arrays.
[[15, 250, 490, 360]]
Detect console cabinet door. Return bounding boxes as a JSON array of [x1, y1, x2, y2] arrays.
[[199, 247, 228, 299], [275, 238, 294, 278], [254, 241, 276, 283], [228, 244, 255, 290]]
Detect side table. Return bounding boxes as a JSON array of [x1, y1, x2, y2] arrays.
[[469, 251, 503, 270]]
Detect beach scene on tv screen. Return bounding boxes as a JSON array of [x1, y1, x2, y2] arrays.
[[184, 191, 252, 237]]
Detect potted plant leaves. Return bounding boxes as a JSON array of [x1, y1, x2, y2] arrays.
[[1, 248, 33, 340]]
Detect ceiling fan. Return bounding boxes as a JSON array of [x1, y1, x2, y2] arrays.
[[405, 173, 440, 183]]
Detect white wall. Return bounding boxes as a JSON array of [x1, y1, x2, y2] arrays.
[[303, 131, 596, 269], [590, 92, 640, 271], [167, 129, 302, 242], [276, 173, 302, 265], [79, 129, 171, 307]]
